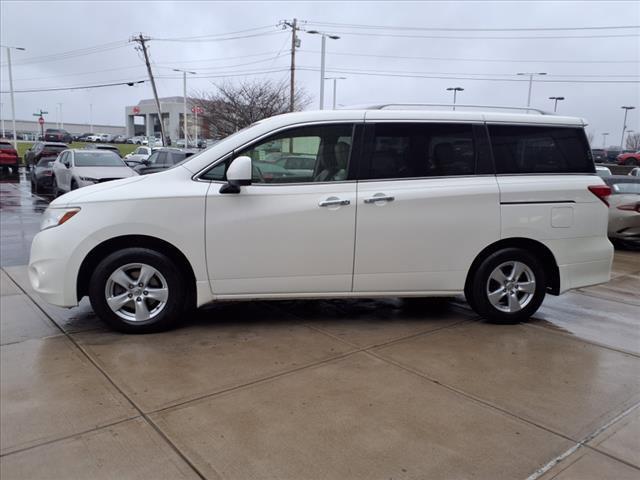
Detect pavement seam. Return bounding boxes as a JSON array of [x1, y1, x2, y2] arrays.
[[4, 277, 209, 480], [523, 322, 640, 359], [525, 402, 640, 480], [572, 289, 640, 307], [0, 416, 140, 458]]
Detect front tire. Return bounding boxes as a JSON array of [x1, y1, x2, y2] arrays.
[[89, 248, 186, 333], [468, 248, 546, 324]]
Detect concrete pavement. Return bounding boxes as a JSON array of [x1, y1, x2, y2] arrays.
[[1, 173, 639, 479]]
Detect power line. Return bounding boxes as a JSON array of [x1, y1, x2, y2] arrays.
[[305, 20, 640, 32], [296, 66, 640, 83], [298, 49, 640, 64], [152, 25, 275, 41], [153, 53, 288, 72], [309, 30, 639, 40], [0, 79, 147, 94], [0, 41, 129, 66], [151, 30, 285, 43]]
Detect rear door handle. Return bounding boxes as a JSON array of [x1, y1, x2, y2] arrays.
[[319, 198, 351, 207], [364, 195, 395, 204]]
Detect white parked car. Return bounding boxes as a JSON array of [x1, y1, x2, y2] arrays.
[[124, 146, 153, 166], [51, 149, 138, 196], [595, 165, 611, 177], [30, 107, 613, 333]]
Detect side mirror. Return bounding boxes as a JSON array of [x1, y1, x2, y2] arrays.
[[47, 161, 54, 168], [220, 156, 252, 194]]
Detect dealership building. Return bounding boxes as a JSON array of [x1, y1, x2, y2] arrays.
[[125, 97, 204, 140]]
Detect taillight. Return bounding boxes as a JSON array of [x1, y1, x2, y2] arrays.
[[617, 202, 640, 213], [588, 185, 611, 207]]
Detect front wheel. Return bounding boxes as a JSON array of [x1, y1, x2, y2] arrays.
[[468, 248, 546, 324], [89, 248, 186, 333]]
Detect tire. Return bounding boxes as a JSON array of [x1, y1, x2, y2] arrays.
[[31, 178, 38, 194], [70, 179, 78, 190], [89, 248, 186, 333], [469, 248, 546, 324]]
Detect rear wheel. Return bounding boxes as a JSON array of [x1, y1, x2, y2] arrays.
[[469, 248, 546, 324], [89, 248, 186, 333]]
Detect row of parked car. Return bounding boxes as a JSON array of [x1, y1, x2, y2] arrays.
[[592, 148, 640, 166], [27, 143, 198, 196]]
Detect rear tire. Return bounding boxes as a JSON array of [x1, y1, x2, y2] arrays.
[[89, 248, 186, 333], [469, 248, 546, 324]]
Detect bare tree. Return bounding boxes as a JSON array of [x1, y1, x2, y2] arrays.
[[586, 131, 595, 145], [625, 132, 640, 151], [192, 79, 311, 138]]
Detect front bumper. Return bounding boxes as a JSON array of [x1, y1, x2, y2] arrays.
[[29, 227, 79, 307]]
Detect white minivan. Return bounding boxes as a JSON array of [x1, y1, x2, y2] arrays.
[[29, 107, 614, 333]]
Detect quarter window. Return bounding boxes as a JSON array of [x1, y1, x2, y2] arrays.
[[364, 123, 477, 180], [488, 125, 594, 174]]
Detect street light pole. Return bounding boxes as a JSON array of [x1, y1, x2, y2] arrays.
[[58, 103, 63, 128], [620, 106, 635, 150], [307, 30, 340, 110], [173, 69, 196, 144], [446, 87, 464, 111], [1, 103, 5, 139], [602, 132, 609, 149], [517, 72, 547, 108], [3, 45, 26, 149], [548, 96, 564, 113], [325, 77, 346, 109]]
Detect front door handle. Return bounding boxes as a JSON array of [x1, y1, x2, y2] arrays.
[[319, 198, 351, 207], [364, 195, 395, 204]]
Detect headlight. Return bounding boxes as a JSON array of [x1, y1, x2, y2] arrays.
[[40, 207, 81, 231], [79, 176, 98, 183]]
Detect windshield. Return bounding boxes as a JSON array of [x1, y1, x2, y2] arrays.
[[0, 143, 14, 150], [74, 151, 125, 167]]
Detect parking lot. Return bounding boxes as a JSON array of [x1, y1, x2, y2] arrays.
[[1, 169, 639, 479]]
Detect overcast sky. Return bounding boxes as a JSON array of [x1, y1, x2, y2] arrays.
[[1, 0, 638, 146]]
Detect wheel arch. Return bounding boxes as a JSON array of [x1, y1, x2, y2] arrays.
[[465, 237, 560, 296], [76, 234, 197, 307]]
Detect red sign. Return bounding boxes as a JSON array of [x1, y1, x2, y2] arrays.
[[191, 106, 204, 114], [38, 117, 44, 125], [133, 106, 140, 114]]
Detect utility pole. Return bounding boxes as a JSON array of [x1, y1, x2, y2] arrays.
[[602, 132, 609, 149], [132, 34, 166, 145], [282, 19, 299, 112], [2, 45, 25, 149], [173, 69, 196, 143]]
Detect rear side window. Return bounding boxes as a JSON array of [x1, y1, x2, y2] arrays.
[[488, 125, 594, 174], [362, 123, 481, 180]]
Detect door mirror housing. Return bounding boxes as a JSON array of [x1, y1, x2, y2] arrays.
[[220, 156, 252, 194]]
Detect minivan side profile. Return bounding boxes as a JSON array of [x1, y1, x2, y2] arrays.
[[29, 108, 613, 333]]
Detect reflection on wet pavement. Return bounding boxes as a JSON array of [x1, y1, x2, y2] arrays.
[[0, 168, 51, 267]]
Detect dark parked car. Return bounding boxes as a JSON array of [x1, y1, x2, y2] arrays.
[[133, 148, 197, 175], [30, 157, 56, 194], [86, 144, 122, 157], [24, 142, 69, 169], [591, 149, 606, 163], [44, 128, 73, 143], [0, 140, 20, 172], [605, 149, 622, 163]]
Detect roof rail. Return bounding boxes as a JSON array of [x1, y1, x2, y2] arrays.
[[361, 103, 554, 115]]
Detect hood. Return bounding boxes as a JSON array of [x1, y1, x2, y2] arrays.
[[50, 175, 148, 207], [73, 166, 137, 179]]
